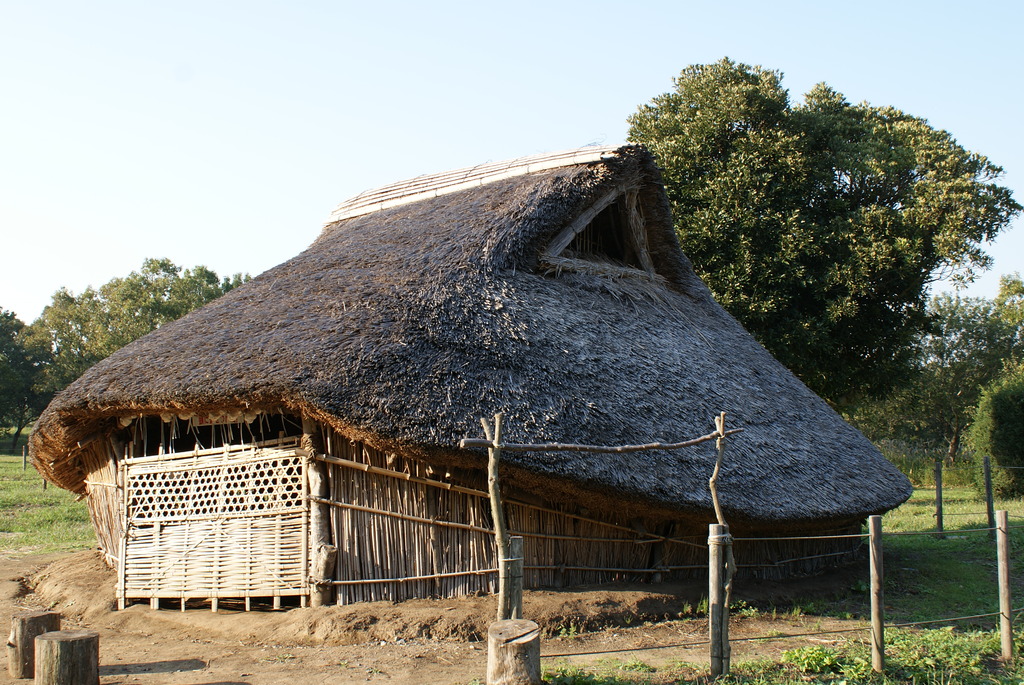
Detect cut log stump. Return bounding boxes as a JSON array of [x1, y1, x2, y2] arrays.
[[34, 630, 99, 685], [486, 619, 541, 685], [6, 610, 61, 679]]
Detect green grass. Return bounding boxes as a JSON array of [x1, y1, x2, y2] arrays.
[[542, 629, 1024, 683], [0, 455, 94, 554], [880, 487, 1024, 625]]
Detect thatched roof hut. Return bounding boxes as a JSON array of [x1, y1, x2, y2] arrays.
[[30, 144, 911, 608]]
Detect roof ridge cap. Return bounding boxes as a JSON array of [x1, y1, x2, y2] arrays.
[[325, 144, 628, 224]]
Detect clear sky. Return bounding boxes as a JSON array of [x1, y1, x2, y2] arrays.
[[2, 0, 1021, 323]]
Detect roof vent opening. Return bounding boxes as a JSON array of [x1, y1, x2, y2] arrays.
[[543, 187, 658, 278], [565, 198, 640, 267]]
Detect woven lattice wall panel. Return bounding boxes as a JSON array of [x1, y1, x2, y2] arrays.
[[120, 443, 307, 601], [126, 448, 304, 522]]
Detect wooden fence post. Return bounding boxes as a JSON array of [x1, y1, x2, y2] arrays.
[[507, 536, 524, 620], [985, 457, 996, 541], [996, 509, 1013, 662], [34, 630, 99, 685], [7, 610, 61, 678], [484, 414, 513, 621], [869, 515, 884, 673], [22, 445, 27, 471], [708, 523, 731, 678], [934, 461, 943, 539]]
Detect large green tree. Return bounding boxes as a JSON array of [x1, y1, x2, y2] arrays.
[[0, 309, 51, 449], [628, 58, 1020, 403], [29, 258, 247, 393]]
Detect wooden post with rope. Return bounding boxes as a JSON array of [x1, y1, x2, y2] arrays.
[[997, 509, 1013, 663], [869, 515, 884, 673], [461, 412, 744, 685], [481, 414, 540, 685], [708, 412, 733, 678]]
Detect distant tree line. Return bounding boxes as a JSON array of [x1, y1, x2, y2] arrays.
[[0, 258, 246, 449]]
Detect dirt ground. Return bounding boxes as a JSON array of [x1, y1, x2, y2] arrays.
[[1, 550, 866, 684]]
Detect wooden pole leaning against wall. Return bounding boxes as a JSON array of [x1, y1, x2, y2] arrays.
[[303, 417, 337, 608], [996, 509, 1013, 663], [869, 515, 884, 673], [481, 414, 540, 685]]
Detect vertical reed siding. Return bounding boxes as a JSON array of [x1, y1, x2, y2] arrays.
[[77, 416, 867, 609]]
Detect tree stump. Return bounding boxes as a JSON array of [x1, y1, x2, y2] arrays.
[[34, 630, 99, 685], [7, 610, 61, 679], [486, 619, 541, 685]]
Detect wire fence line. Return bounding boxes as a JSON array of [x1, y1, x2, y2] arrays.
[[732, 533, 869, 542], [943, 465, 1024, 471], [538, 512, 1020, 671], [543, 637, 711, 659], [541, 608, 1024, 659], [885, 526, 994, 537]]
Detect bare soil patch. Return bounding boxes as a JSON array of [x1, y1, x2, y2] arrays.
[[2, 550, 867, 684]]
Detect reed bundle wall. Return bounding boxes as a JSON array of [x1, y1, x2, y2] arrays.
[[317, 427, 865, 603], [73, 414, 866, 610], [79, 440, 123, 568]]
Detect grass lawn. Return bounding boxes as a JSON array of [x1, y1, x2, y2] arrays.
[[0, 455, 94, 554], [881, 487, 1024, 626]]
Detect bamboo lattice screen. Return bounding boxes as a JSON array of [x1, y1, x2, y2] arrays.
[[118, 440, 308, 605]]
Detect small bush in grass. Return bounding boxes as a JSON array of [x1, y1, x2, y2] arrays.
[[781, 628, 1012, 683], [780, 645, 844, 673], [969, 365, 1024, 497]]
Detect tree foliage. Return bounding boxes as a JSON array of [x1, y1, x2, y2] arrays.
[[0, 309, 51, 449], [628, 58, 1021, 403], [28, 258, 247, 394], [969, 362, 1024, 496], [851, 282, 1023, 457]]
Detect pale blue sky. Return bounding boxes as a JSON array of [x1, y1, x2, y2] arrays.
[[2, 0, 1021, 322]]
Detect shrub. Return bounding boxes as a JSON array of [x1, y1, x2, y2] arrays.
[[969, 365, 1024, 497]]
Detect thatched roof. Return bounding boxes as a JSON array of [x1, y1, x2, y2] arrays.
[[30, 144, 911, 528]]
